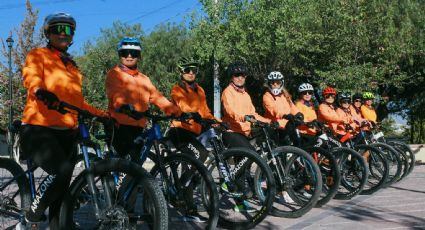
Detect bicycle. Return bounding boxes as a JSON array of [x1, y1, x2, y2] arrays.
[[193, 118, 276, 229], [306, 121, 369, 200], [0, 101, 168, 230], [115, 106, 219, 230], [247, 119, 323, 218]]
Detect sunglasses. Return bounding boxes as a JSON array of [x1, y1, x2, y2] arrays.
[[302, 91, 313, 95], [354, 99, 362, 102], [340, 100, 351, 104], [48, 24, 74, 36], [119, 49, 141, 58], [233, 73, 246, 78], [324, 94, 336, 98], [182, 67, 198, 74]]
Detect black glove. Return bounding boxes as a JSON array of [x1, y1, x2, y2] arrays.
[[117, 104, 134, 113], [244, 115, 255, 122], [282, 114, 295, 121], [190, 112, 202, 122], [270, 121, 280, 129], [35, 89, 59, 109], [295, 112, 304, 122]]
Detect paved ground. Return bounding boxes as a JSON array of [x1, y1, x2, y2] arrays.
[[2, 160, 424, 229], [254, 164, 425, 230]]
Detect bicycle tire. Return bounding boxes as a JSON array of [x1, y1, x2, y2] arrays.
[[303, 146, 340, 207], [387, 141, 415, 176], [332, 147, 368, 200], [149, 153, 219, 230], [206, 147, 275, 230], [355, 144, 389, 195], [264, 146, 322, 218], [0, 158, 31, 229], [59, 158, 168, 230], [370, 143, 402, 186]]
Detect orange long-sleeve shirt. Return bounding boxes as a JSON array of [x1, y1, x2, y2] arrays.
[[106, 66, 181, 127], [22, 47, 105, 129], [295, 100, 318, 135], [318, 103, 345, 135], [336, 107, 358, 133], [361, 105, 377, 123], [171, 82, 216, 134], [221, 85, 270, 136], [262, 91, 299, 128]]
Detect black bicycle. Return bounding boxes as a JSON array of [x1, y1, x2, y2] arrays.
[[116, 106, 219, 230]]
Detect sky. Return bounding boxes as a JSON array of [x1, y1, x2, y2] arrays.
[[0, 0, 203, 54]]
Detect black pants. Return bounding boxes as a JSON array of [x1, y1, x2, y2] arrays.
[[168, 128, 209, 163], [19, 125, 77, 229], [222, 131, 256, 151], [111, 124, 144, 162]]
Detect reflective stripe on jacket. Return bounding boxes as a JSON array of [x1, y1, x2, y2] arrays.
[[221, 85, 270, 136], [106, 66, 180, 127], [22, 47, 104, 128], [262, 91, 299, 128], [295, 100, 317, 135], [171, 82, 215, 135]]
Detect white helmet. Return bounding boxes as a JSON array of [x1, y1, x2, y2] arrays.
[[298, 83, 314, 93], [266, 71, 284, 96]]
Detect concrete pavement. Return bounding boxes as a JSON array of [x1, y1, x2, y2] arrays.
[[255, 165, 425, 230]]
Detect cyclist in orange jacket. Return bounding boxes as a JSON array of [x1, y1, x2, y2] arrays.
[[317, 86, 347, 136], [361, 92, 378, 124], [336, 92, 358, 132], [262, 71, 301, 144], [221, 62, 271, 150], [106, 37, 181, 161], [18, 12, 107, 230], [168, 57, 216, 162], [295, 83, 318, 136]]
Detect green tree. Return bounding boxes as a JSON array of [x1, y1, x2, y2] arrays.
[[0, 0, 44, 128]]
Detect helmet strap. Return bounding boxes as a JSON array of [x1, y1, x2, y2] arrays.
[[231, 82, 245, 92]]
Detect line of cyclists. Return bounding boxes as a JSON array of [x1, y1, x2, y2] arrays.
[[2, 12, 414, 230]]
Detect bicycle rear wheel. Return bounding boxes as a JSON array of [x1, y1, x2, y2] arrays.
[[59, 158, 168, 230], [370, 143, 402, 186], [355, 145, 389, 195], [387, 141, 415, 177], [0, 158, 31, 229], [149, 153, 219, 230]]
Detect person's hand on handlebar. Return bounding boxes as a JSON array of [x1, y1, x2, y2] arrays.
[[35, 89, 60, 109], [244, 115, 257, 123]]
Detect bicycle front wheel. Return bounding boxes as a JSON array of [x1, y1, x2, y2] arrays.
[[206, 147, 276, 229], [0, 158, 31, 229], [149, 153, 219, 230], [59, 158, 168, 230]]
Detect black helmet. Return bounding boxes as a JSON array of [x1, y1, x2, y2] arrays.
[[177, 57, 199, 71], [352, 92, 362, 101], [43, 12, 76, 36], [227, 62, 248, 77], [338, 92, 351, 101]]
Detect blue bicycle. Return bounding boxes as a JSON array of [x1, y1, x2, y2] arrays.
[[0, 101, 168, 230]]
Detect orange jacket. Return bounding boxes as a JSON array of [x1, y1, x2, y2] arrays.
[[295, 100, 317, 135], [361, 105, 377, 123], [22, 47, 105, 129], [222, 84, 270, 136], [106, 66, 181, 127], [336, 107, 358, 133], [171, 82, 216, 134], [262, 91, 299, 128], [350, 105, 364, 122], [318, 103, 345, 135]]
